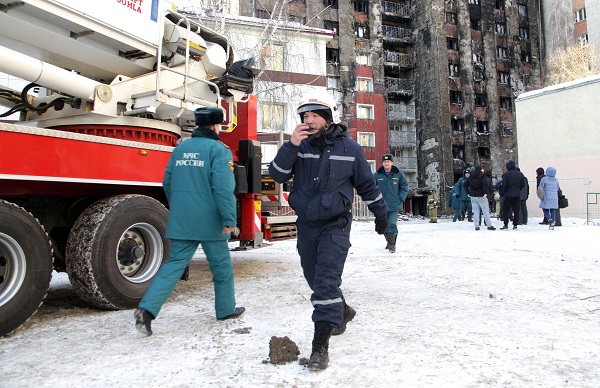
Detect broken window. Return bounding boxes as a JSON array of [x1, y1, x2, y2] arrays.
[[326, 48, 339, 64], [471, 19, 480, 31], [446, 12, 457, 25], [496, 23, 506, 35], [468, 0, 480, 5], [357, 131, 375, 146], [519, 27, 529, 40], [451, 117, 464, 132], [324, 0, 338, 9], [500, 122, 513, 136], [577, 34, 589, 47], [473, 67, 484, 81], [575, 8, 586, 23], [497, 47, 508, 60], [354, 0, 369, 14], [473, 52, 484, 65], [447, 38, 459, 51], [498, 71, 510, 84], [450, 91, 463, 105], [495, 0, 503, 9], [521, 50, 531, 63], [476, 121, 489, 135], [452, 145, 465, 159], [518, 4, 528, 18], [449, 63, 460, 77], [475, 93, 487, 107], [324, 20, 339, 35], [500, 97, 512, 111], [478, 146, 491, 159], [355, 24, 369, 39]]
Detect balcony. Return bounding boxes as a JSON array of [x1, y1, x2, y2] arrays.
[[382, 25, 413, 45], [390, 129, 416, 148], [396, 156, 417, 172], [383, 51, 414, 69], [385, 77, 414, 96], [381, 1, 410, 19], [387, 102, 415, 122]]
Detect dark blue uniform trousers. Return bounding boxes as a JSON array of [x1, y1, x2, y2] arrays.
[[138, 238, 236, 319], [296, 214, 352, 327]]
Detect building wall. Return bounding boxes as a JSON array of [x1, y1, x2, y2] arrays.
[[412, 0, 542, 210], [516, 75, 600, 219]]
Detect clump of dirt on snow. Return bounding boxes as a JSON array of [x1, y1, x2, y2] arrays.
[[268, 336, 300, 364]]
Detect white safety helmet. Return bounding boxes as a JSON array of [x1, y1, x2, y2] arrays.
[[297, 90, 341, 124]]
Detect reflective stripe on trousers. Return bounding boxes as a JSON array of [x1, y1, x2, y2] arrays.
[[296, 214, 352, 326]]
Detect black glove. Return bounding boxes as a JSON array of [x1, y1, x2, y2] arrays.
[[374, 216, 388, 235]]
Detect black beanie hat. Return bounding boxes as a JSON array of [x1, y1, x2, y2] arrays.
[[300, 108, 332, 123], [195, 107, 224, 127]]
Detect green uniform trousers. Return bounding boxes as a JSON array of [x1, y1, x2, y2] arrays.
[[139, 238, 236, 319]]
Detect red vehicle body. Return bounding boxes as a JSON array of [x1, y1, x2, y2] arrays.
[[0, 0, 270, 336]]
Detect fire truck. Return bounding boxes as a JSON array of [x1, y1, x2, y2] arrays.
[[0, 0, 281, 336]]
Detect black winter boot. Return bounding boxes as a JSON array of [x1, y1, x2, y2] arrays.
[[307, 323, 334, 371], [134, 308, 154, 336], [384, 234, 390, 249], [332, 302, 356, 335], [389, 233, 397, 253]]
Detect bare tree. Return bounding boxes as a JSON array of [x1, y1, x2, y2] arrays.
[[545, 44, 599, 86]]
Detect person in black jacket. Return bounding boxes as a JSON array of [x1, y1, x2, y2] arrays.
[[464, 165, 496, 231], [517, 168, 529, 225], [500, 160, 525, 230], [269, 90, 388, 371]]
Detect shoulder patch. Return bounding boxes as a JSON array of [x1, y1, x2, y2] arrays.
[[217, 140, 230, 149]]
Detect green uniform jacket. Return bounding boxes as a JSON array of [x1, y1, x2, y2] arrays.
[[163, 128, 236, 241], [374, 165, 409, 212]]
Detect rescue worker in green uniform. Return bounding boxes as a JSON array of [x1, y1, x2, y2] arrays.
[[374, 154, 409, 253], [134, 107, 245, 336]]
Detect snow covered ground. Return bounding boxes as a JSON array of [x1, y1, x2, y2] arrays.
[[1, 216, 599, 387]]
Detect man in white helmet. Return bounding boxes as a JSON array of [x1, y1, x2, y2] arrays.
[[269, 90, 389, 371]]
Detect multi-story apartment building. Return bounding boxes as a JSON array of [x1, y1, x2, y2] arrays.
[[233, 0, 544, 212], [540, 0, 599, 69]]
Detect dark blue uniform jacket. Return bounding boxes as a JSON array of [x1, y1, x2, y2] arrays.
[[269, 124, 388, 222]]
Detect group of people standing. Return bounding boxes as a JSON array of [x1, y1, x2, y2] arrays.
[[449, 161, 562, 231]]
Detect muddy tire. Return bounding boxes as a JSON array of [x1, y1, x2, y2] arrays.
[[0, 200, 53, 336], [65, 195, 168, 309]]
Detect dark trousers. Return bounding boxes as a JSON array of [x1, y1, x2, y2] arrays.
[[519, 199, 528, 225], [296, 213, 351, 327], [502, 196, 521, 227]]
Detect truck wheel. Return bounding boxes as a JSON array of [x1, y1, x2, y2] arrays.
[[0, 200, 53, 336], [66, 195, 169, 309]]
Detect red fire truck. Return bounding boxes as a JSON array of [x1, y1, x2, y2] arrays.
[[0, 0, 275, 335]]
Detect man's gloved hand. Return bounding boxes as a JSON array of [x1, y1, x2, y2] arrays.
[[375, 216, 388, 235]]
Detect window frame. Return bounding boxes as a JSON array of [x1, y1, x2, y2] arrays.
[[261, 103, 285, 132], [261, 42, 285, 71], [357, 77, 374, 92], [356, 104, 375, 120], [357, 131, 375, 147], [356, 54, 372, 66]]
